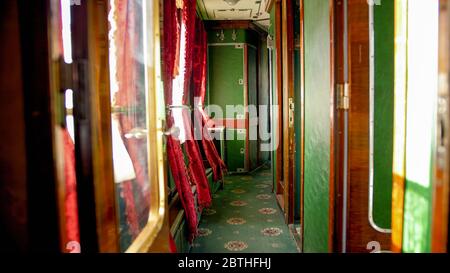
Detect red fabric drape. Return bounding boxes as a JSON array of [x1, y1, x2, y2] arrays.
[[181, 0, 212, 210], [113, 0, 150, 238], [163, 0, 198, 242], [192, 17, 227, 181], [62, 128, 80, 245], [57, 1, 80, 247]]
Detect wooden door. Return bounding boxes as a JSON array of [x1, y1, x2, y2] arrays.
[[342, 0, 393, 253], [300, 0, 336, 252]]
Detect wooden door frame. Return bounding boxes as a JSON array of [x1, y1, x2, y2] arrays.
[[17, 0, 61, 252], [71, 0, 170, 253], [281, 0, 295, 224], [274, 0, 284, 209], [432, 0, 450, 253], [332, 0, 345, 253]]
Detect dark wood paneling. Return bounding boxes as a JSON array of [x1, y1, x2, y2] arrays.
[[72, 1, 99, 253], [18, 0, 61, 252], [333, 0, 346, 253], [0, 0, 28, 252]]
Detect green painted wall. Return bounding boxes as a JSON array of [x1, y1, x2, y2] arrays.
[[303, 0, 331, 253], [207, 33, 259, 173], [225, 129, 246, 172], [208, 45, 244, 119], [372, 1, 394, 230]]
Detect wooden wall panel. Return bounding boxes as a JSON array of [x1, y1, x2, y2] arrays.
[[0, 0, 28, 251], [347, 0, 390, 252]]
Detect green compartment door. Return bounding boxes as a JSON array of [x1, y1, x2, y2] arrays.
[[303, 0, 332, 253], [225, 128, 247, 173], [208, 45, 245, 119]]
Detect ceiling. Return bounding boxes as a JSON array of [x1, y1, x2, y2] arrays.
[[197, 0, 271, 29]]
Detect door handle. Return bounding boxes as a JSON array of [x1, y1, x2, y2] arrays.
[[124, 127, 148, 139]]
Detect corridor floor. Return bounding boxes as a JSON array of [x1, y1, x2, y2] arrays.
[[191, 166, 299, 253]]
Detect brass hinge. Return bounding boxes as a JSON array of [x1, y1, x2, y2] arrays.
[[58, 57, 75, 91], [337, 83, 350, 110]]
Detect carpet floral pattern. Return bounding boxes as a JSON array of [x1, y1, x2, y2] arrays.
[[191, 167, 299, 253]]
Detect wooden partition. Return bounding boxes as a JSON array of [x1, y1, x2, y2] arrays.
[[344, 0, 392, 252]]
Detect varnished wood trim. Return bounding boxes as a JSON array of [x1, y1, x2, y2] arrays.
[[346, 0, 390, 252], [281, 0, 295, 224], [275, 1, 284, 199], [87, 0, 119, 252], [332, 0, 346, 253], [431, 0, 450, 253]]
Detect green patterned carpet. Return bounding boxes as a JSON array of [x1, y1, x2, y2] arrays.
[[191, 167, 299, 253]]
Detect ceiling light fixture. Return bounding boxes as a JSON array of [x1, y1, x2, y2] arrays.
[[223, 0, 241, 6]]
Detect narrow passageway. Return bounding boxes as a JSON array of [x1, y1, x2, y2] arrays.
[[191, 166, 299, 253]]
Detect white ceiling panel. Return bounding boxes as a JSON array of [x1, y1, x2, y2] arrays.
[[197, 0, 271, 28]]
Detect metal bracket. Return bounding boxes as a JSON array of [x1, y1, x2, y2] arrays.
[[337, 83, 350, 110], [288, 98, 295, 128]]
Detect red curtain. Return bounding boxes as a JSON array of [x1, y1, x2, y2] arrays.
[[113, 0, 149, 239], [192, 17, 227, 181], [181, 0, 212, 210], [163, 0, 198, 242], [63, 128, 80, 246]]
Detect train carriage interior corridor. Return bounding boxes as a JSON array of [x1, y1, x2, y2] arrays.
[[2, 0, 450, 256]]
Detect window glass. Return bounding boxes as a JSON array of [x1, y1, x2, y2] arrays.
[[108, 0, 151, 251]]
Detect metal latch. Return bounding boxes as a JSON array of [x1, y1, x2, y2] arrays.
[[288, 98, 295, 128], [337, 83, 350, 110]]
